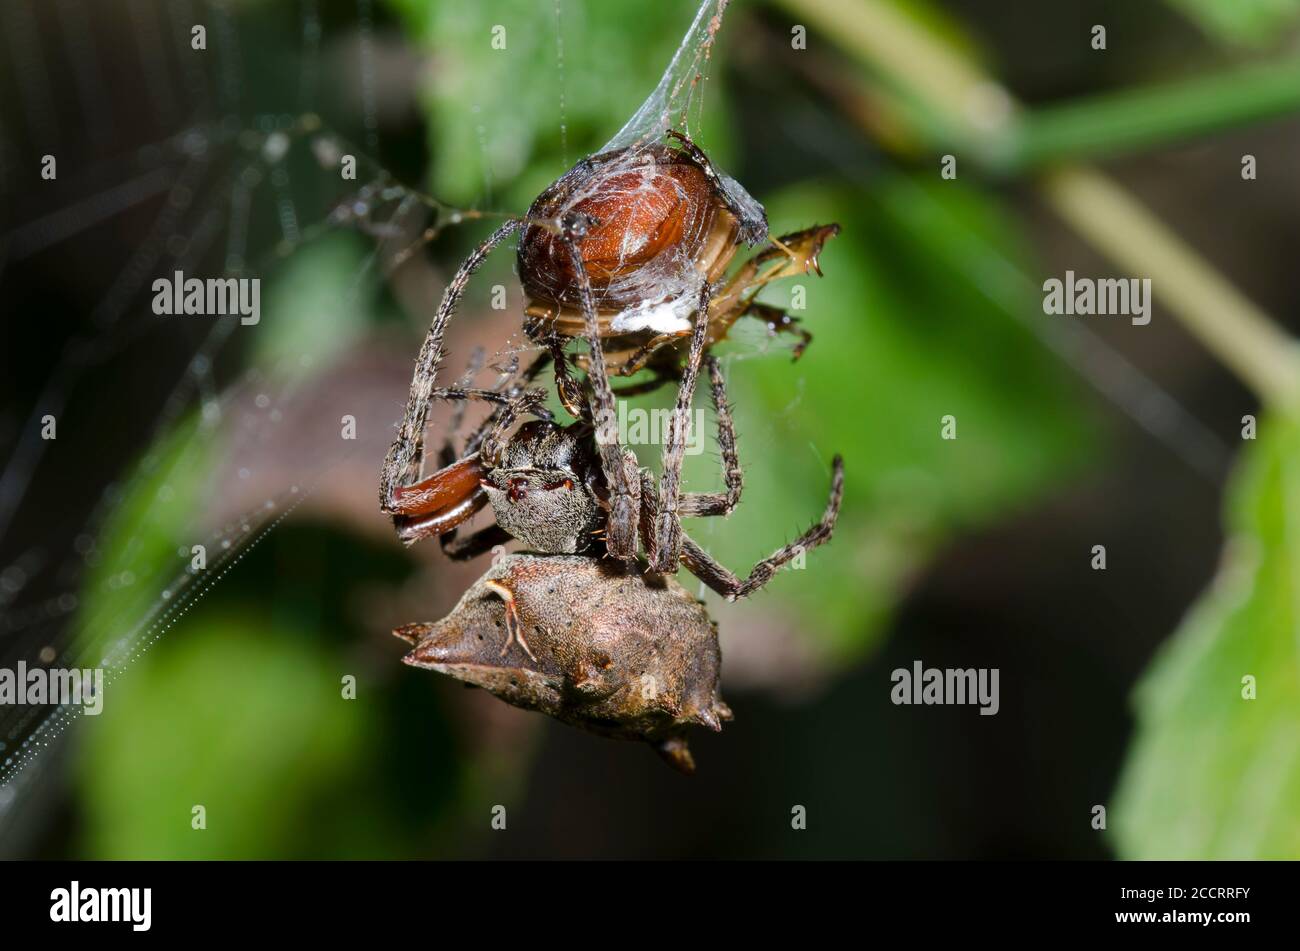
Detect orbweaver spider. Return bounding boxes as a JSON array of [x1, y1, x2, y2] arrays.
[[380, 129, 840, 572], [382, 326, 844, 648]]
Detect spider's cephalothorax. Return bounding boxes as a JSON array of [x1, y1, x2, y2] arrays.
[[478, 420, 604, 555]]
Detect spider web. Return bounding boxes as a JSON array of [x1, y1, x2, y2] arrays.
[[0, 0, 754, 849], [0, 0, 504, 834], [604, 0, 725, 152], [0, 0, 1233, 856]]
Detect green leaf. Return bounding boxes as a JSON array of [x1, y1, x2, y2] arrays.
[[75, 469, 476, 857], [676, 174, 1092, 660], [253, 232, 376, 369], [74, 414, 215, 671], [1165, 0, 1300, 47], [78, 614, 368, 859], [74, 232, 382, 671], [1113, 414, 1300, 859], [69, 249, 481, 858]]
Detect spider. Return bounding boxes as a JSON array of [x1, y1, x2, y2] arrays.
[[380, 129, 840, 571], [516, 131, 839, 380], [381, 331, 844, 663]]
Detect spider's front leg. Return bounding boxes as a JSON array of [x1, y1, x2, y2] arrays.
[[702, 223, 840, 358], [680, 455, 846, 600], [677, 356, 743, 518], [380, 219, 523, 514], [475, 387, 552, 466], [648, 280, 713, 574], [739, 302, 813, 361], [545, 336, 591, 422], [461, 350, 553, 457], [424, 353, 552, 555], [390, 383, 551, 544], [437, 524, 512, 560], [560, 226, 641, 562]]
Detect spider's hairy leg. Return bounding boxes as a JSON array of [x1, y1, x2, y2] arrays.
[[546, 336, 591, 422], [476, 386, 553, 466], [388, 382, 550, 530], [677, 356, 743, 518], [611, 363, 680, 398], [439, 524, 512, 561], [678, 455, 845, 600], [614, 329, 691, 377], [430, 386, 551, 416], [560, 234, 641, 562], [636, 467, 660, 557], [380, 219, 523, 514], [462, 350, 553, 457], [430, 354, 548, 557], [749, 224, 840, 278], [439, 346, 489, 467], [649, 281, 713, 574]]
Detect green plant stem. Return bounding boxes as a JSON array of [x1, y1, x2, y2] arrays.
[[1041, 166, 1300, 408], [1015, 58, 1300, 168], [782, 0, 1300, 409]]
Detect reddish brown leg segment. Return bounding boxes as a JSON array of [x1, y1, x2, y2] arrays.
[[389, 455, 486, 517], [394, 490, 488, 545], [390, 455, 491, 545]]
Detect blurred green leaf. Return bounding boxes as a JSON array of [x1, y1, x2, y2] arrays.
[[76, 453, 474, 858], [1014, 58, 1300, 169], [1113, 414, 1300, 859], [70, 249, 482, 857], [75, 445, 476, 858], [79, 614, 366, 859], [76, 231, 383, 667], [385, 0, 737, 207], [679, 175, 1092, 659], [75, 415, 214, 670], [1165, 0, 1300, 46], [883, 0, 993, 71], [254, 232, 376, 369]]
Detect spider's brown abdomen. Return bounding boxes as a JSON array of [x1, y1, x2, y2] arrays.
[[518, 144, 740, 321]]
